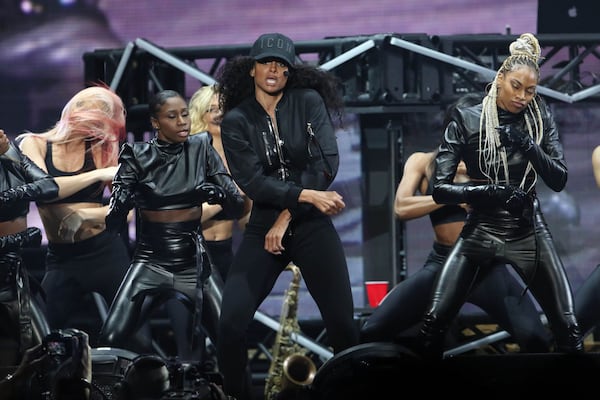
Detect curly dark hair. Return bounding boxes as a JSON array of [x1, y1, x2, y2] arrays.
[[216, 56, 345, 126]]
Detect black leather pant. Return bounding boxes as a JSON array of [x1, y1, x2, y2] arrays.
[[98, 220, 221, 357], [361, 242, 551, 352], [0, 251, 50, 355], [419, 207, 583, 357]]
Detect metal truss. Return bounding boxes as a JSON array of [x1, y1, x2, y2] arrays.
[[84, 33, 600, 111], [428, 33, 600, 103]]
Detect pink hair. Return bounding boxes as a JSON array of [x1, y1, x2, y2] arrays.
[[19, 85, 126, 167]]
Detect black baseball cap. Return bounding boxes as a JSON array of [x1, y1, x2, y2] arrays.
[[249, 33, 296, 67]]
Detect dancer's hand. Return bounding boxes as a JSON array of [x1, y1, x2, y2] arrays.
[[196, 183, 227, 205], [497, 124, 534, 153]]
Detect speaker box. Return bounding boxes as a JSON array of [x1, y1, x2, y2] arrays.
[[323, 34, 440, 106], [311, 342, 600, 399], [537, 0, 599, 34], [441, 352, 600, 397]]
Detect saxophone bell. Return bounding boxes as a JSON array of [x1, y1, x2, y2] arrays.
[[281, 353, 317, 390], [265, 263, 318, 400]]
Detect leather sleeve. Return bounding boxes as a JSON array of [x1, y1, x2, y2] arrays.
[[523, 99, 567, 192], [291, 90, 339, 219], [0, 144, 58, 203], [301, 91, 339, 188], [105, 144, 137, 233], [0, 227, 41, 251], [432, 117, 466, 205], [18, 146, 59, 200], [205, 144, 245, 219]]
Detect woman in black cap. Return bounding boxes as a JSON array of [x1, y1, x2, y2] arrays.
[[215, 32, 359, 399]]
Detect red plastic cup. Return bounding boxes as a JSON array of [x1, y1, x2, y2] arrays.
[[365, 281, 389, 307]]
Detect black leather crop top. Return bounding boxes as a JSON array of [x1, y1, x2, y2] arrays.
[[38, 140, 104, 205], [105, 133, 244, 232]]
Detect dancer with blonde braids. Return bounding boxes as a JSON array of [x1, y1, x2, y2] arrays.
[[415, 33, 583, 358]]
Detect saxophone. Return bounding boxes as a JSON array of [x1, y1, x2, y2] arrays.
[[264, 263, 317, 400]]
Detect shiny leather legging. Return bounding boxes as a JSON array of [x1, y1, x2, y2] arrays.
[[419, 208, 583, 357], [98, 220, 221, 355], [1, 252, 50, 356], [361, 242, 551, 352]]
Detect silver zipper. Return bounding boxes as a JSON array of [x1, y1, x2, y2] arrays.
[[261, 131, 273, 166], [267, 116, 288, 181], [307, 122, 314, 157]]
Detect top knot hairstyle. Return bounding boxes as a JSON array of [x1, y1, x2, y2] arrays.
[[508, 33, 542, 61], [479, 33, 544, 191]]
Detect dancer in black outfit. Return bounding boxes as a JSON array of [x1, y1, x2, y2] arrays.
[[415, 33, 583, 358], [0, 129, 58, 364], [98, 90, 245, 359], [361, 95, 551, 352], [216, 32, 359, 399], [18, 86, 132, 335], [361, 149, 551, 351]]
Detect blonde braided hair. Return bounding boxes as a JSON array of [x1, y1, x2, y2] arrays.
[[480, 33, 543, 192]]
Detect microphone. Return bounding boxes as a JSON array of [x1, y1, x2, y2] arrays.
[[283, 70, 289, 77]]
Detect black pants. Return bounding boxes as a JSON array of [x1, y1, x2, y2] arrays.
[[98, 220, 215, 357], [42, 230, 130, 329], [217, 216, 358, 400], [361, 242, 551, 352], [1, 251, 49, 358], [205, 237, 233, 282], [419, 210, 582, 356]]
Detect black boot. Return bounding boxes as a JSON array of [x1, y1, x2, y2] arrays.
[[555, 323, 584, 354], [414, 315, 446, 361]]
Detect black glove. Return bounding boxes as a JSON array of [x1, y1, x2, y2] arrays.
[[0, 186, 34, 205], [196, 183, 226, 205], [464, 184, 530, 216], [104, 186, 133, 235], [496, 125, 534, 153], [463, 184, 512, 207], [504, 186, 531, 217], [0, 227, 42, 251]]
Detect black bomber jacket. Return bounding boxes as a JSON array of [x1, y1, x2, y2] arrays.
[[220, 88, 339, 228]]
